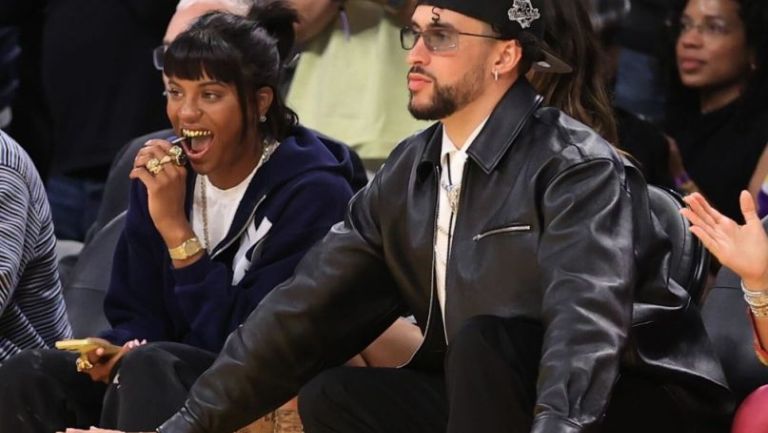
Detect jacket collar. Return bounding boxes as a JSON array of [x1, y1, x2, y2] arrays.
[[417, 78, 543, 176]]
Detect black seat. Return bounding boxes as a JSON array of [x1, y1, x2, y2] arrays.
[[701, 217, 768, 402], [647, 185, 710, 303], [63, 212, 126, 337], [58, 131, 171, 284]]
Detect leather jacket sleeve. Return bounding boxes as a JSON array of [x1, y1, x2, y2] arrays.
[[158, 173, 405, 433], [531, 157, 635, 433]]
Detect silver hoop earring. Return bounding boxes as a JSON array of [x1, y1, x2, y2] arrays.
[[259, 115, 267, 123]]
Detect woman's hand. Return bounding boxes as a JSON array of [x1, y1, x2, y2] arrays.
[[130, 139, 195, 248], [681, 191, 768, 290], [81, 339, 145, 384]]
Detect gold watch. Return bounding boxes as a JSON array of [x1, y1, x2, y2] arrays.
[[168, 237, 204, 260]]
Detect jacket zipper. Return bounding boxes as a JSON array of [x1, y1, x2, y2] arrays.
[[472, 225, 532, 241], [399, 167, 443, 367], [210, 194, 268, 260]]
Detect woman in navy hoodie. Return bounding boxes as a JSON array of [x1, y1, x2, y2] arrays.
[[0, 2, 358, 432]]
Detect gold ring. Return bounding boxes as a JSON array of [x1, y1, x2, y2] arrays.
[[145, 158, 162, 175], [75, 355, 93, 372], [169, 145, 186, 166]]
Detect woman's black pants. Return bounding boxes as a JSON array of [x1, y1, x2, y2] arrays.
[[0, 342, 215, 433]]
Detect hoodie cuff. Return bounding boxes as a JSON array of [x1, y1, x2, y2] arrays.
[[171, 253, 213, 286], [531, 414, 584, 433]]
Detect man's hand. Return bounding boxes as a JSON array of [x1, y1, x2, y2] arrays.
[[681, 191, 768, 290], [82, 339, 145, 384]]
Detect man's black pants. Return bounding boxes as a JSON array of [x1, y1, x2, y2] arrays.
[[0, 342, 215, 433], [299, 316, 731, 433]]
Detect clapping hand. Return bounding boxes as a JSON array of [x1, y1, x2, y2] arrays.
[[681, 191, 768, 290]]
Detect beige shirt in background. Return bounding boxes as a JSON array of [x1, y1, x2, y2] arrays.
[[287, 0, 429, 159]]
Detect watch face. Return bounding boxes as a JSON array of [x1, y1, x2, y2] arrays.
[[184, 239, 201, 255]]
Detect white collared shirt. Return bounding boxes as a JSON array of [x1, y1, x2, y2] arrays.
[[435, 118, 489, 319]]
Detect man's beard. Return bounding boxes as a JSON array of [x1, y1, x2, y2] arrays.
[[408, 66, 486, 121]]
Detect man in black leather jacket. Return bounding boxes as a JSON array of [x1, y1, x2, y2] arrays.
[[150, 1, 732, 432]]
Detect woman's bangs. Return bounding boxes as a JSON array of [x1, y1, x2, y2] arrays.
[[163, 34, 241, 84]]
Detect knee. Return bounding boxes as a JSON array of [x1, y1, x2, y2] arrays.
[[117, 344, 166, 381], [450, 315, 505, 348], [0, 350, 56, 404], [298, 368, 353, 429], [0, 349, 47, 385], [732, 385, 768, 433]]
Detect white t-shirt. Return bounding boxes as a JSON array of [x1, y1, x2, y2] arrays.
[[192, 165, 259, 252]]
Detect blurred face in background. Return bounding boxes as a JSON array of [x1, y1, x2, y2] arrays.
[[155, 1, 240, 81], [676, 0, 753, 95]]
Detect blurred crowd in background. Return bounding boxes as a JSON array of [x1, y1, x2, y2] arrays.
[[0, 0, 766, 240]]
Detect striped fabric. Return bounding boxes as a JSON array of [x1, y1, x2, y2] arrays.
[[0, 130, 71, 362]]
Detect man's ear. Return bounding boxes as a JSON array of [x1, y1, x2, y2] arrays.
[[493, 39, 524, 76]]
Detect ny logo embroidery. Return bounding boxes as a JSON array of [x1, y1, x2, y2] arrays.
[[508, 0, 541, 29]]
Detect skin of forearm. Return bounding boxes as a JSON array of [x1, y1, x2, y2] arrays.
[[290, 0, 339, 45], [291, 0, 419, 44], [744, 279, 768, 351], [756, 316, 768, 351]]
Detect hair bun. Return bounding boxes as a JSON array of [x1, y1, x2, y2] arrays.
[[247, 0, 299, 63]]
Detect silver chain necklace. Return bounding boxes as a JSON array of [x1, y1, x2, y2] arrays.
[[198, 140, 279, 251]]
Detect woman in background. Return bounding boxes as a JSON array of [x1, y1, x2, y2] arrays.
[[665, 0, 768, 220]]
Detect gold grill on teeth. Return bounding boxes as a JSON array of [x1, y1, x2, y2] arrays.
[[182, 129, 213, 138]]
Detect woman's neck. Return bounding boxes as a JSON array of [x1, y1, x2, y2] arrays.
[[699, 81, 746, 114], [207, 141, 263, 189]]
